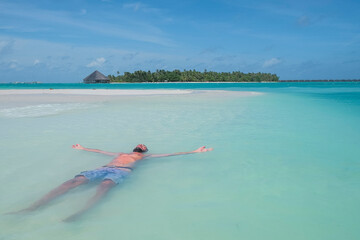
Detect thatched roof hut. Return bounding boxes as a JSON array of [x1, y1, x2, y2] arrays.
[[83, 70, 110, 84]]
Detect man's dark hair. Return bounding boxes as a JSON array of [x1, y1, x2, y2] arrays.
[[133, 147, 147, 153]]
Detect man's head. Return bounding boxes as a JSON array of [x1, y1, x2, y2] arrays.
[[133, 144, 148, 153]]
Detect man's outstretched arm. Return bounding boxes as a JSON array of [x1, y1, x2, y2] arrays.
[[145, 146, 213, 159], [72, 144, 119, 156]]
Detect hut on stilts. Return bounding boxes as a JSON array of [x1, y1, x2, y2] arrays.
[[83, 70, 110, 84]]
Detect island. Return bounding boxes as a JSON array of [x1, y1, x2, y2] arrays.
[[108, 69, 279, 82]]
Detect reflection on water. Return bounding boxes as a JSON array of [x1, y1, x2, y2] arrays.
[[1, 88, 360, 240]]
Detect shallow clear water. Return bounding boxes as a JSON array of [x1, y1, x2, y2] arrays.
[[1, 83, 360, 240]]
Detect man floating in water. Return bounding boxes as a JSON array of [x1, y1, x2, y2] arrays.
[[12, 144, 213, 221]]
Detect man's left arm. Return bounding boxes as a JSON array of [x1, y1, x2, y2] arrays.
[[72, 144, 119, 156], [145, 146, 213, 159]]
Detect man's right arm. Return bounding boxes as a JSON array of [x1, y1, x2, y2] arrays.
[[72, 144, 119, 156]]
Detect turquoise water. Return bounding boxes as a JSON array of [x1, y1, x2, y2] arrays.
[[1, 83, 360, 240]]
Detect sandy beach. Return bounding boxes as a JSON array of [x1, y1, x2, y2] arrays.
[[0, 89, 261, 107], [0, 89, 194, 95], [0, 89, 263, 95]]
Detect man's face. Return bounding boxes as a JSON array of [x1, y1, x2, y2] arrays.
[[133, 144, 148, 153]]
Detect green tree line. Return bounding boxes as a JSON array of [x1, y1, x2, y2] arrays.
[[108, 69, 279, 82]]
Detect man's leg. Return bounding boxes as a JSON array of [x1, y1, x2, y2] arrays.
[[15, 176, 89, 213], [63, 179, 116, 222]]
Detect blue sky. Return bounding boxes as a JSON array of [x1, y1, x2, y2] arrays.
[[0, 0, 359, 82]]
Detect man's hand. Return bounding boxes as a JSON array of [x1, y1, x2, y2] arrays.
[[72, 144, 85, 150], [193, 146, 213, 153]]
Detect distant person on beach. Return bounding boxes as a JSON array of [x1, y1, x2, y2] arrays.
[[12, 144, 213, 221]]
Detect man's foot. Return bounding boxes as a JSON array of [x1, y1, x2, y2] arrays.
[[5, 207, 36, 215], [62, 213, 82, 222]]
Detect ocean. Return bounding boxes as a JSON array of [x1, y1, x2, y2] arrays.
[[1, 82, 360, 240]]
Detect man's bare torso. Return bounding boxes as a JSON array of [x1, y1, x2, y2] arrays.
[[104, 152, 145, 169]]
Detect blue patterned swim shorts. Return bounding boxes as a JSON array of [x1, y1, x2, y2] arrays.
[[76, 167, 130, 184]]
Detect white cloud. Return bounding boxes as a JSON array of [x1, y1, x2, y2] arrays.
[[33, 59, 40, 65], [263, 58, 281, 67], [297, 15, 310, 26], [0, 2, 174, 46], [124, 3, 142, 11], [0, 26, 14, 30], [0, 40, 14, 55], [9, 60, 18, 69], [86, 57, 106, 67], [123, 2, 160, 13]]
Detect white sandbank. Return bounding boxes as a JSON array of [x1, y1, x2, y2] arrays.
[[0, 89, 193, 95], [0, 89, 262, 96], [0, 89, 262, 108]]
